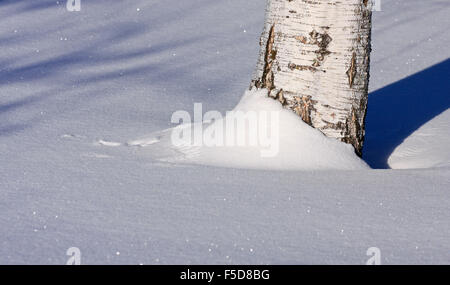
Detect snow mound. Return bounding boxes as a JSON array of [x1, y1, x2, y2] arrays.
[[388, 110, 450, 169], [131, 89, 369, 170]]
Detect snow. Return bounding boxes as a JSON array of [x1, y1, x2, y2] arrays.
[[388, 111, 450, 169], [0, 0, 449, 264], [130, 88, 369, 170]]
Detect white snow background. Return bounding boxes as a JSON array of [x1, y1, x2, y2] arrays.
[[0, 0, 449, 264]]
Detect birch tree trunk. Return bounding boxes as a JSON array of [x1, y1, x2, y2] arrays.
[[251, 0, 373, 156]]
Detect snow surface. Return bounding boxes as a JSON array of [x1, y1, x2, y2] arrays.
[[0, 0, 449, 264]]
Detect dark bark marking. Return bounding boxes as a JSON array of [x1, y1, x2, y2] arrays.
[[342, 107, 363, 157], [259, 24, 277, 91], [294, 29, 332, 68], [346, 52, 357, 88], [274, 89, 286, 105], [288, 62, 319, 73], [293, 95, 317, 126]]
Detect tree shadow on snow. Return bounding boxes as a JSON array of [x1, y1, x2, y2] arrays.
[[0, 0, 218, 137], [363, 59, 450, 169]]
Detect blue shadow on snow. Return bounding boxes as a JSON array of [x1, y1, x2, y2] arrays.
[[363, 58, 450, 169]]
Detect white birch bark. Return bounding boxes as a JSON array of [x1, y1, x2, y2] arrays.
[[251, 0, 373, 156]]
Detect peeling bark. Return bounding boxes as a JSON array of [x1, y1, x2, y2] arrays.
[[251, 0, 373, 156]]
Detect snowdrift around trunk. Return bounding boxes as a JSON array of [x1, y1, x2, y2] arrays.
[[130, 89, 369, 170]]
